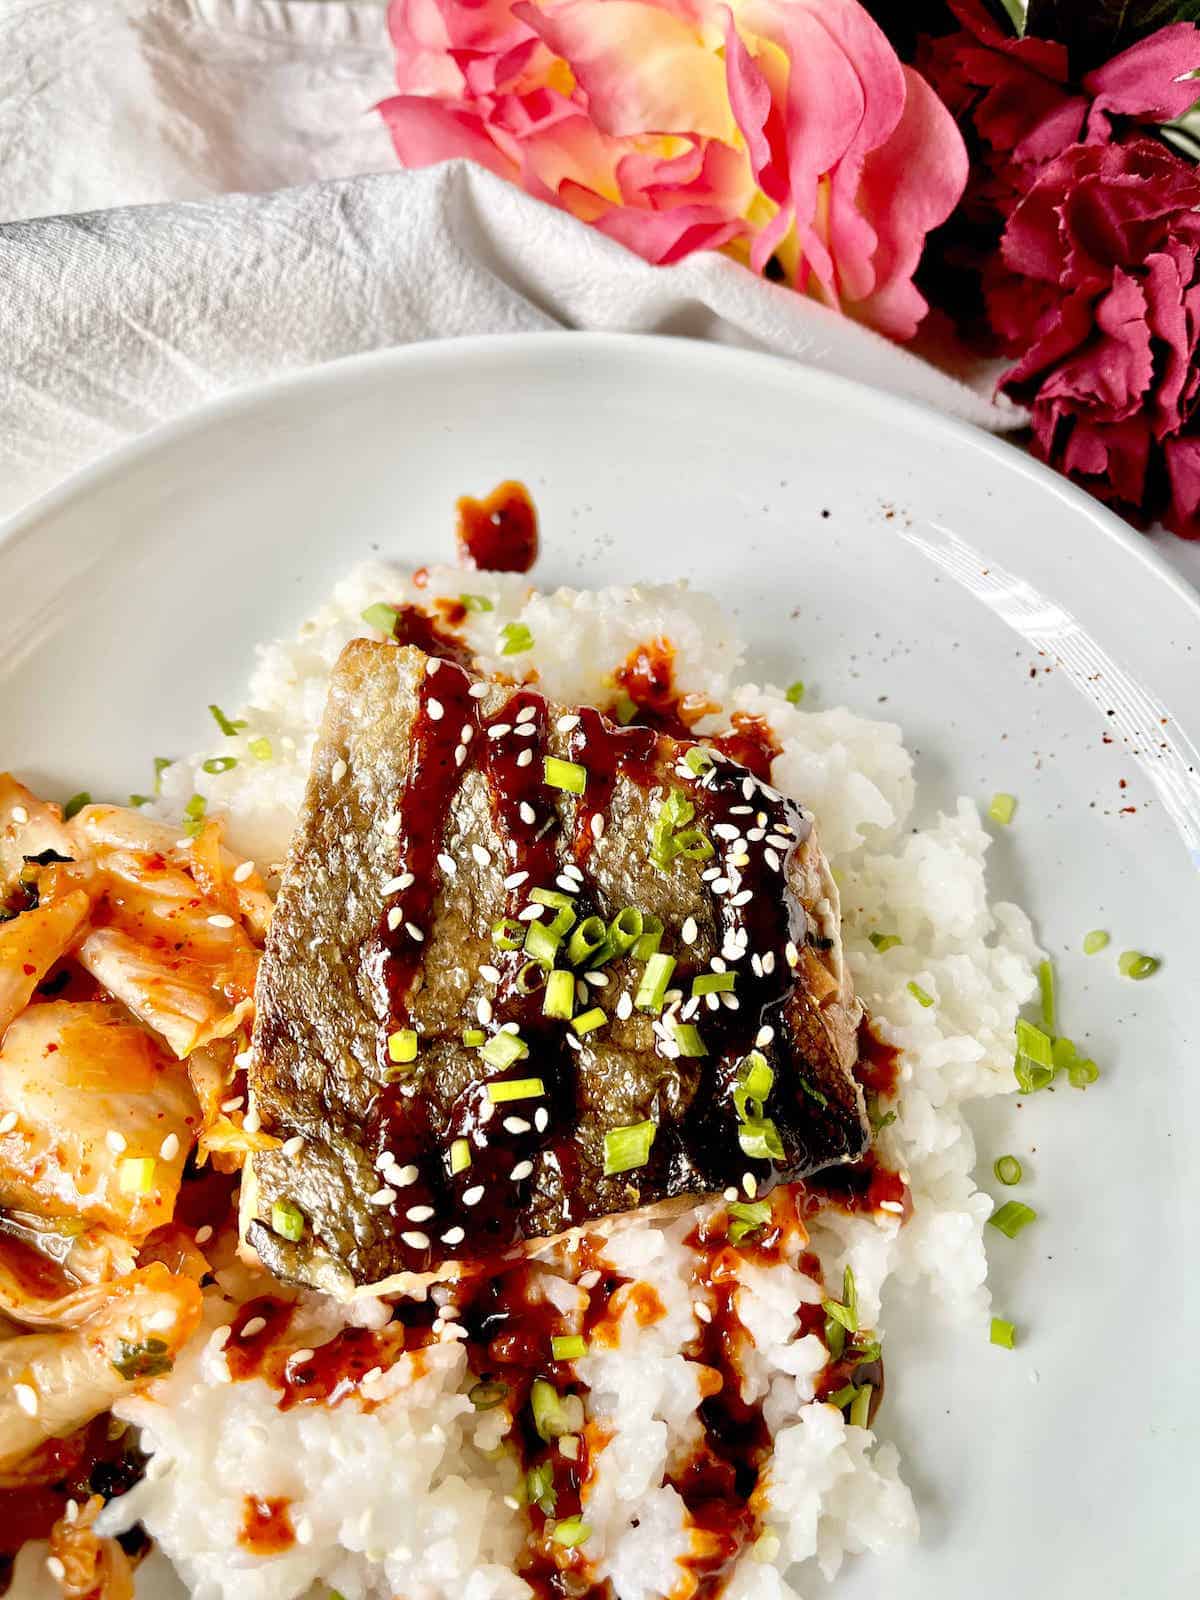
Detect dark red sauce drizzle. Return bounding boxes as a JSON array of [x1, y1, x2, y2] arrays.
[[239, 1496, 295, 1555], [456, 481, 539, 573]]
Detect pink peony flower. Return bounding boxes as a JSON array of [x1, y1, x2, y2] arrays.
[[379, 0, 968, 339], [997, 138, 1200, 540]]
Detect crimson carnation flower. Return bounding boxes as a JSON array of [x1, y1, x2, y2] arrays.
[[996, 137, 1200, 539]]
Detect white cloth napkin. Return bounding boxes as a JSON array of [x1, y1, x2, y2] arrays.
[[0, 0, 1037, 522]]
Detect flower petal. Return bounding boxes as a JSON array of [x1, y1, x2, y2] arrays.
[[378, 95, 517, 178]]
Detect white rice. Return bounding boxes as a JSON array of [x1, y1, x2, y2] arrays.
[[107, 565, 1039, 1600]]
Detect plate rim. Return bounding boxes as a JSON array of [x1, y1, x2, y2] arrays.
[[3, 329, 1199, 634]]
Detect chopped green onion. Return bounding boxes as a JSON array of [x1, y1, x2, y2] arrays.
[[826, 1384, 858, 1410], [1037, 959, 1056, 1033], [208, 704, 247, 736], [547, 904, 577, 940], [568, 916, 607, 966], [990, 1317, 1016, 1350], [118, 1156, 156, 1195], [824, 1318, 846, 1361], [650, 789, 696, 870], [728, 1199, 771, 1245], [202, 756, 238, 775], [532, 888, 575, 911], [607, 908, 644, 958], [671, 1021, 707, 1057], [785, 681, 805, 705], [271, 1200, 305, 1242], [544, 756, 586, 794], [738, 1117, 784, 1162], [603, 1120, 657, 1176], [387, 1028, 418, 1065], [994, 1155, 1023, 1186], [692, 971, 735, 996], [988, 792, 1017, 825], [525, 1460, 556, 1513], [551, 1518, 591, 1548], [1013, 1018, 1054, 1092], [493, 917, 524, 950], [632, 914, 663, 961], [551, 1335, 586, 1361], [612, 690, 638, 725], [1082, 929, 1109, 955], [182, 794, 207, 838], [851, 1336, 881, 1365], [485, 1075, 544, 1102], [1051, 1035, 1077, 1073], [635, 952, 676, 1014], [572, 1006, 607, 1036], [153, 757, 172, 793], [524, 919, 561, 967], [848, 1384, 873, 1429], [684, 747, 714, 777], [733, 1051, 774, 1122], [868, 932, 901, 952], [361, 602, 399, 635], [62, 791, 90, 820], [530, 1378, 578, 1441], [450, 1138, 472, 1175], [822, 1266, 858, 1334], [481, 1033, 529, 1070], [799, 1077, 829, 1108], [516, 961, 548, 995], [469, 1379, 509, 1411], [906, 980, 934, 1008], [1118, 950, 1160, 980], [500, 621, 534, 656], [129, 794, 152, 808], [459, 593, 494, 613], [543, 969, 575, 1021], [248, 736, 273, 762], [1068, 1056, 1100, 1088], [462, 1028, 486, 1047], [989, 1200, 1037, 1239]]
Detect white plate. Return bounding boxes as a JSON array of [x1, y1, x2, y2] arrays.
[[2, 334, 1196, 1598]]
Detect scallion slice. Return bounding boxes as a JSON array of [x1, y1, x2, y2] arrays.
[[728, 1199, 771, 1245], [532, 888, 575, 911], [118, 1156, 156, 1195], [1013, 1018, 1054, 1092], [635, 952, 676, 1014], [500, 621, 534, 656], [450, 1138, 472, 1175], [530, 1378, 576, 1441], [544, 756, 586, 794], [1037, 959, 1056, 1033], [994, 1154, 1022, 1186], [469, 1379, 509, 1411], [572, 1006, 607, 1036], [202, 756, 237, 775], [989, 1200, 1037, 1239], [551, 1335, 586, 1361], [612, 691, 638, 725], [248, 736, 273, 762], [603, 1120, 657, 1176], [271, 1200, 305, 1242], [988, 792, 1017, 825], [822, 1266, 858, 1334], [182, 794, 207, 838], [62, 791, 90, 820], [785, 681, 805, 705], [671, 1021, 707, 1057], [493, 918, 523, 949], [868, 931, 901, 952], [990, 1317, 1016, 1349], [1118, 950, 1160, 980], [459, 593, 494, 613], [387, 1029, 418, 1065], [567, 916, 607, 966], [826, 1384, 857, 1410], [632, 914, 663, 961], [1082, 929, 1109, 955], [361, 602, 399, 635], [738, 1117, 784, 1162], [607, 907, 644, 958], [208, 703, 247, 736], [907, 980, 934, 1008], [485, 1075, 544, 1102], [525, 1460, 555, 1513], [1068, 1055, 1100, 1088], [462, 1028, 486, 1047], [733, 1051, 774, 1122], [153, 756, 173, 792], [692, 971, 735, 996], [551, 1518, 591, 1548], [129, 794, 152, 808], [848, 1384, 873, 1429], [524, 919, 561, 967], [543, 969, 575, 1021], [684, 747, 714, 777], [516, 961, 547, 995], [481, 1033, 529, 1070], [824, 1317, 846, 1361]]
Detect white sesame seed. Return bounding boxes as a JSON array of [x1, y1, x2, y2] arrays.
[[437, 852, 458, 876], [406, 923, 425, 942], [106, 1130, 127, 1154], [407, 1205, 435, 1222], [660, 1038, 681, 1060], [402, 1230, 431, 1249], [426, 658, 442, 676], [756, 1026, 775, 1048], [747, 827, 765, 842], [382, 875, 405, 895], [501, 1021, 521, 1033], [584, 970, 608, 988], [174, 838, 192, 850], [706, 992, 720, 1012], [64, 1500, 79, 1523], [681, 996, 700, 1021], [382, 811, 404, 836], [504, 870, 529, 890], [441, 1226, 466, 1246], [462, 1185, 485, 1206], [472, 843, 492, 867], [459, 724, 474, 743], [10, 806, 28, 825], [555, 875, 578, 893], [762, 951, 776, 975], [701, 866, 721, 882], [282, 1136, 305, 1158], [0, 1111, 17, 1135], [241, 1316, 268, 1339], [742, 777, 756, 800], [504, 1116, 532, 1134], [294, 1515, 314, 1546], [742, 1172, 758, 1198], [515, 723, 537, 739], [243, 1108, 262, 1133], [518, 802, 536, 826], [395, 1164, 419, 1187], [767, 834, 792, 849], [565, 1032, 582, 1051], [556, 714, 581, 733], [195, 1225, 214, 1244], [731, 890, 753, 907], [220, 1095, 244, 1113], [488, 723, 512, 740], [534, 1106, 549, 1132], [387, 907, 403, 931], [785, 942, 799, 967], [517, 749, 533, 768], [724, 1187, 739, 1201], [562, 863, 584, 882], [764, 849, 782, 873], [427, 698, 444, 721], [751, 954, 764, 978], [711, 877, 731, 895], [503, 1496, 521, 1512], [14, 1382, 38, 1417], [590, 812, 605, 839], [714, 824, 740, 841], [159, 1132, 180, 1161], [681, 916, 699, 945], [616, 992, 633, 1021], [693, 1301, 713, 1324], [455, 745, 467, 765], [510, 1160, 533, 1181], [477, 998, 493, 1024], [879, 1200, 905, 1214], [479, 964, 502, 984], [207, 913, 236, 929], [514, 704, 537, 724], [470, 682, 489, 699], [578, 1269, 601, 1290], [518, 903, 542, 921], [46, 1557, 66, 1582], [232, 859, 255, 883], [369, 1187, 397, 1206], [730, 805, 753, 815]]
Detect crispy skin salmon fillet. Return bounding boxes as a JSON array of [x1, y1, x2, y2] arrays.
[[244, 641, 866, 1296]]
